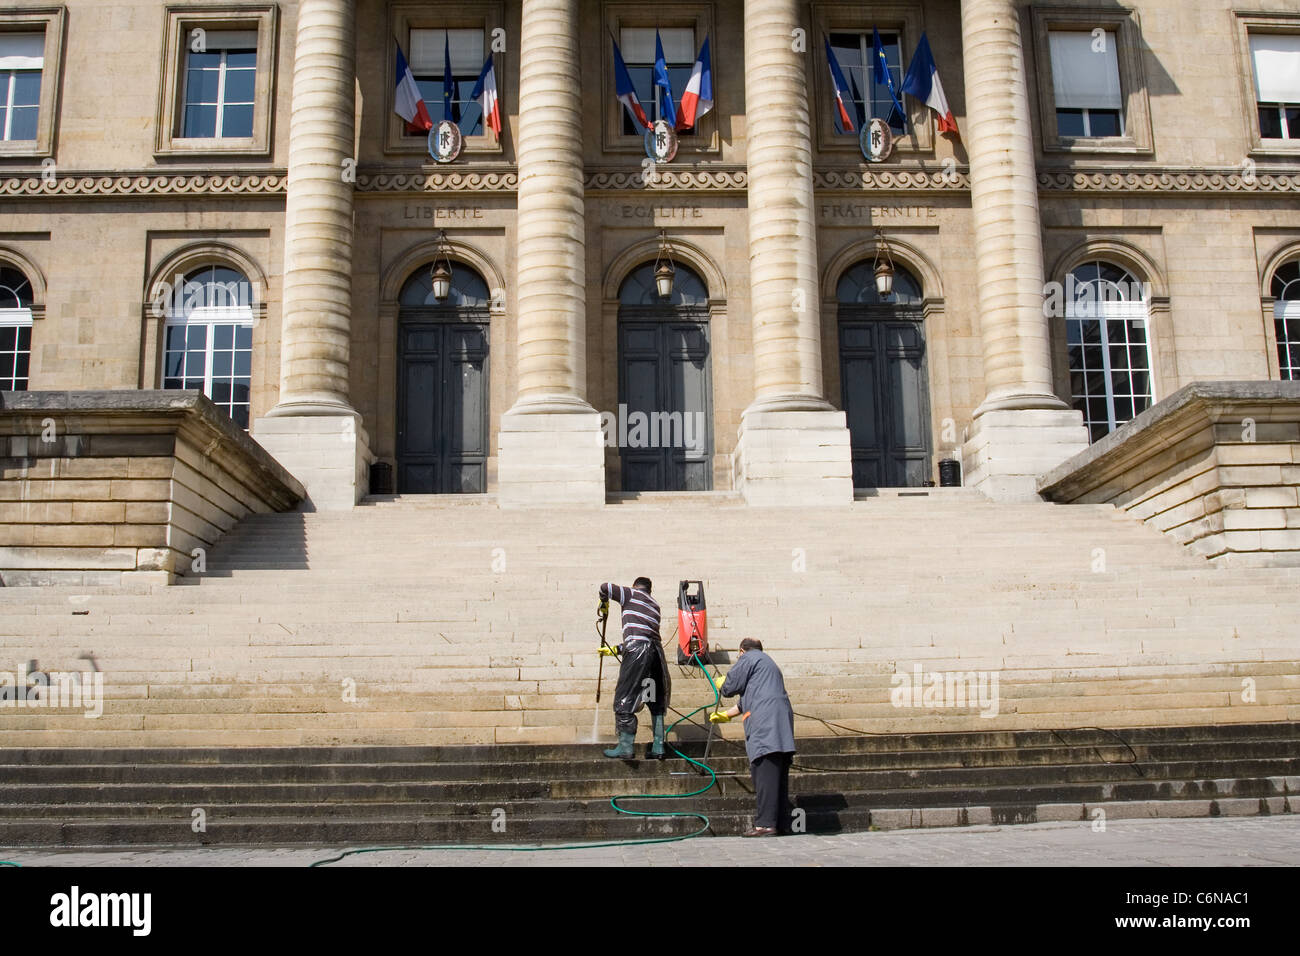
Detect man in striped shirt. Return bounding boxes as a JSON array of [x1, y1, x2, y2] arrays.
[[598, 577, 672, 759]]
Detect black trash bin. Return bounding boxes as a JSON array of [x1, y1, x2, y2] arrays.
[[369, 460, 394, 495], [938, 458, 961, 487]]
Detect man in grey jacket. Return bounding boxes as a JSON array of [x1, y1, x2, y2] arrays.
[[710, 638, 796, 837]]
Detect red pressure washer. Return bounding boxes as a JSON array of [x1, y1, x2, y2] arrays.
[[676, 580, 709, 665]]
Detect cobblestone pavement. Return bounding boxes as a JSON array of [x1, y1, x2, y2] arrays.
[[3, 816, 1298, 867]]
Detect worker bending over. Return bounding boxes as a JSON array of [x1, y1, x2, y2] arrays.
[[598, 577, 671, 759]]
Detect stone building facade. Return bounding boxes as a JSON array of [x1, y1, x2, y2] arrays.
[[2, 0, 1299, 510]]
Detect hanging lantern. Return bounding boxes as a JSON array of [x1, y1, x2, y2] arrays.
[[873, 230, 895, 298], [653, 230, 676, 299], [430, 231, 453, 302]]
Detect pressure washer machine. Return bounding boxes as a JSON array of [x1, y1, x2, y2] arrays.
[[676, 580, 709, 665]]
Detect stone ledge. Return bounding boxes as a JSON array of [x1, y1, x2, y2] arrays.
[[1039, 382, 1300, 566], [1, 391, 305, 584]]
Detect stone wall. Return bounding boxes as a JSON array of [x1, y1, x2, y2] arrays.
[[0, 391, 304, 585], [1038, 382, 1300, 567]]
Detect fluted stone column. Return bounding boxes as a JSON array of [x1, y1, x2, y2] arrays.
[[496, 0, 604, 507], [959, 0, 1088, 500], [733, 0, 851, 505], [253, 0, 371, 510]]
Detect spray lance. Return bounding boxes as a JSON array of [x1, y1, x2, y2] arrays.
[[595, 597, 619, 703]]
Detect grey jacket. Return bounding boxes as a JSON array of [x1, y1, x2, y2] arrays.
[[718, 650, 796, 762]]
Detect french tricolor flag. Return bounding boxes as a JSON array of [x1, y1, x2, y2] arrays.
[[394, 42, 432, 133], [824, 37, 856, 133], [677, 36, 713, 130], [902, 33, 959, 137], [470, 53, 501, 137], [612, 37, 649, 130]]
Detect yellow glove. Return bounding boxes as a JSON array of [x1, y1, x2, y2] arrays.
[[598, 645, 618, 657], [597, 598, 610, 619], [709, 711, 731, 724], [713, 674, 726, 691]]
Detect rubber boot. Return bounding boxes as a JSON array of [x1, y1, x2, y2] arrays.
[[603, 731, 635, 759], [646, 714, 666, 760]]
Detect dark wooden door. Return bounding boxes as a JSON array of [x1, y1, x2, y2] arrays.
[[397, 316, 489, 494], [618, 309, 712, 491], [839, 309, 932, 488]]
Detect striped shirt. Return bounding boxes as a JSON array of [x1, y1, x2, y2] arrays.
[[600, 583, 661, 646]]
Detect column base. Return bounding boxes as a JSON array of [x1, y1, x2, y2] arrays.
[[733, 410, 853, 506], [962, 408, 1090, 501], [252, 415, 372, 512], [496, 410, 606, 508]]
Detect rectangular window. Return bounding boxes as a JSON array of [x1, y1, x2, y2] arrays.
[[163, 321, 253, 429], [0, 321, 31, 390], [181, 31, 257, 139], [0, 32, 43, 143], [1049, 30, 1124, 138], [1278, 303, 1300, 381], [1251, 34, 1300, 140], [827, 31, 905, 136], [618, 27, 695, 135], [408, 28, 485, 137]]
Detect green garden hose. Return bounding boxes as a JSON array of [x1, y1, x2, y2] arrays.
[[309, 652, 723, 866]]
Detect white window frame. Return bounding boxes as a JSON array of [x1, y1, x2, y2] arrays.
[[163, 301, 255, 429], [0, 308, 33, 391], [180, 35, 258, 140], [1064, 264, 1155, 440], [155, 6, 278, 158], [0, 9, 64, 158], [1234, 14, 1300, 157]]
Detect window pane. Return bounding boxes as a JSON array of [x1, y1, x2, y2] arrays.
[[0, 352, 12, 379], [9, 106, 38, 140], [186, 325, 206, 348], [234, 350, 251, 377], [235, 326, 252, 350], [1113, 396, 1133, 421], [1259, 104, 1284, 138], [1070, 371, 1086, 395], [14, 349, 28, 380], [1087, 109, 1123, 137], [1130, 371, 1150, 396], [12, 71, 40, 106], [1287, 106, 1300, 139], [220, 104, 254, 137], [16, 326, 28, 350], [233, 381, 250, 404], [164, 377, 183, 390], [225, 50, 257, 70], [1057, 108, 1086, 137], [1250, 34, 1300, 104], [0, 326, 14, 351], [185, 67, 220, 103], [184, 378, 204, 390], [187, 51, 220, 71], [211, 381, 231, 404], [223, 68, 256, 104], [213, 324, 234, 350], [1050, 31, 1122, 109], [212, 350, 232, 377], [183, 104, 217, 137], [165, 351, 184, 377]]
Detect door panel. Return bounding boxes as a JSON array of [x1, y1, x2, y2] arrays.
[[618, 314, 712, 492], [839, 311, 932, 489], [397, 315, 489, 494]]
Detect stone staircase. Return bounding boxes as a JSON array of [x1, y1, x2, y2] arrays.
[[0, 723, 1295, 846], [1, 490, 1297, 749]]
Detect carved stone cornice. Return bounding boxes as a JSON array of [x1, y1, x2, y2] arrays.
[[1038, 167, 1300, 193], [814, 167, 972, 191], [0, 172, 287, 198], [354, 168, 519, 192], [584, 165, 748, 192]]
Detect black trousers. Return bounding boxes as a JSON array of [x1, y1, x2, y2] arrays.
[[611, 639, 670, 735], [750, 751, 793, 831]]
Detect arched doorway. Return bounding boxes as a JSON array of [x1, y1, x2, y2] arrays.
[[836, 261, 932, 488], [396, 262, 490, 493], [617, 262, 713, 491]]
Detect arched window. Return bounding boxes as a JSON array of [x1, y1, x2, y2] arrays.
[[618, 261, 709, 307], [1272, 261, 1300, 381], [162, 265, 255, 428], [0, 265, 33, 391], [1065, 260, 1153, 442], [399, 263, 490, 308], [836, 261, 922, 306]]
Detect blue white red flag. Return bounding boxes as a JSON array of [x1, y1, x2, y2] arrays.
[[824, 37, 857, 133], [612, 37, 649, 130], [902, 32, 959, 137], [394, 42, 433, 133], [677, 36, 713, 130]]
